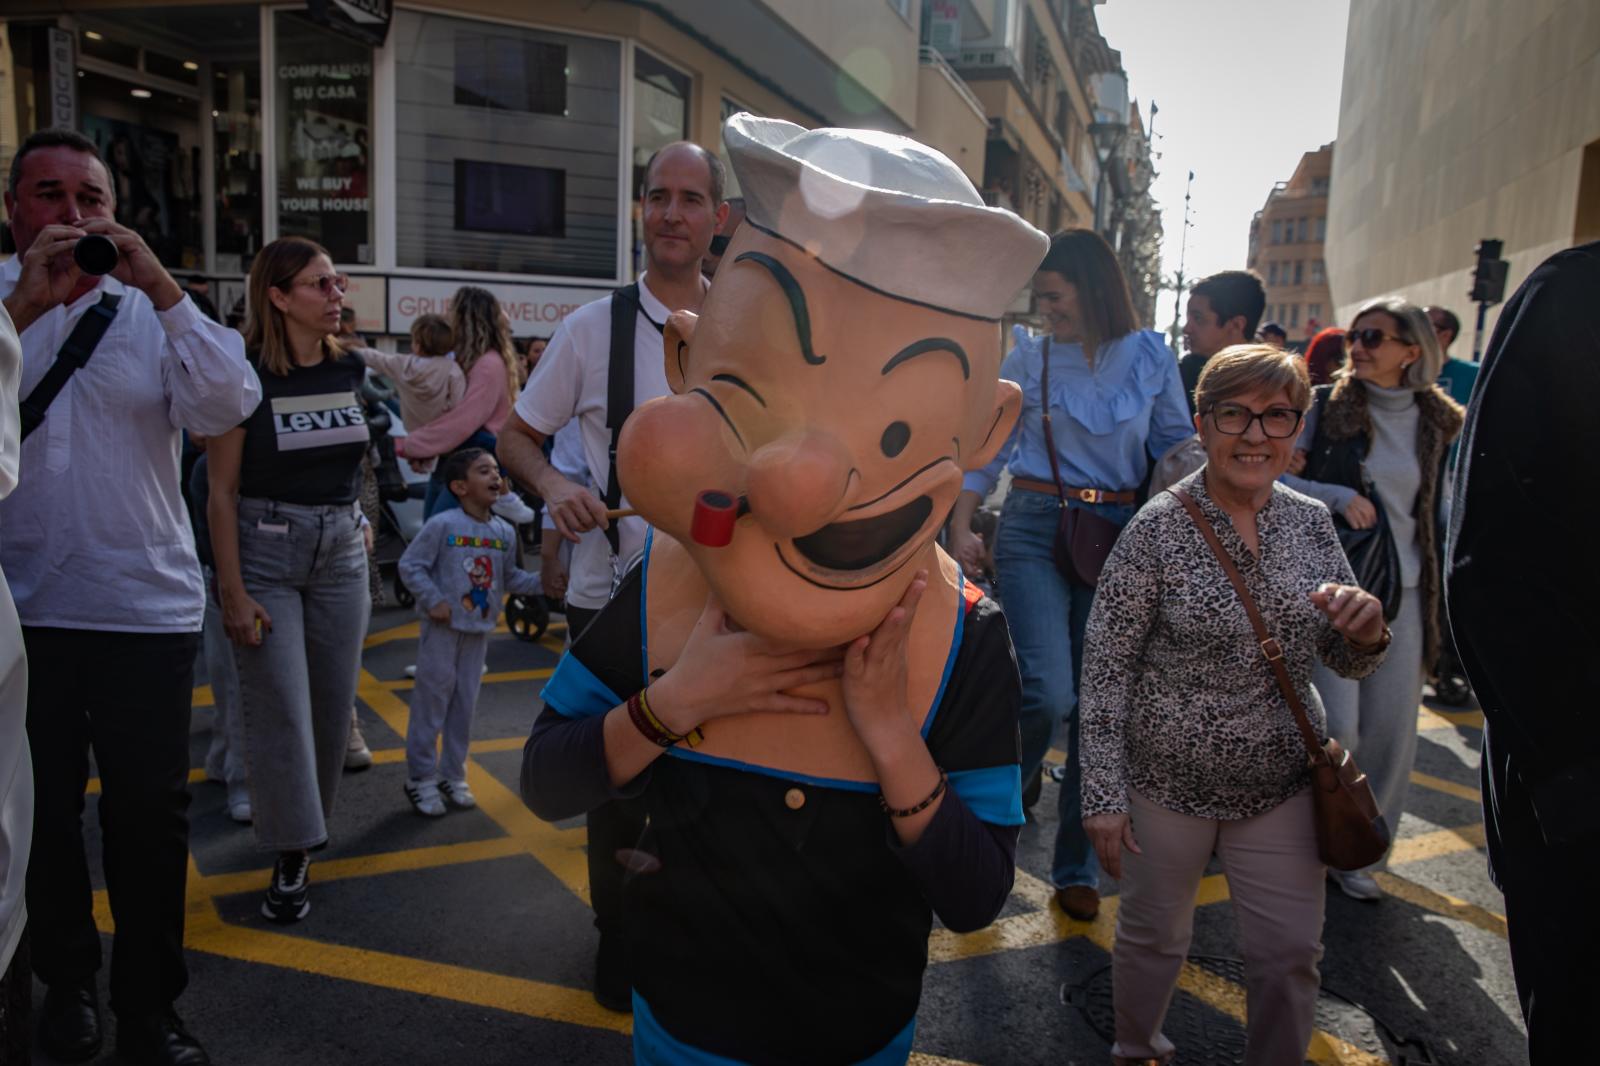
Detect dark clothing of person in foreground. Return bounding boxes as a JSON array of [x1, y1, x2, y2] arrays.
[[1446, 240, 1600, 1065]]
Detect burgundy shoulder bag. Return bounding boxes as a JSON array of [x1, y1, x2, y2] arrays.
[[1039, 338, 1124, 586], [1170, 489, 1392, 871]]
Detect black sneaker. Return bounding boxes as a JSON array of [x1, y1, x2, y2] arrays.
[[261, 850, 311, 923], [115, 1008, 211, 1065]]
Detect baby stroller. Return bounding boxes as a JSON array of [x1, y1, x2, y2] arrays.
[[501, 481, 551, 642], [361, 377, 428, 608]]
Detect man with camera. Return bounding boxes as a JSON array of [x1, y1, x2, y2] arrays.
[[1, 129, 260, 1066]]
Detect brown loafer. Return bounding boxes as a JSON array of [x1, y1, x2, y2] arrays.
[[1054, 884, 1100, 921]]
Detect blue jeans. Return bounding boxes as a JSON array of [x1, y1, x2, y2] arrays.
[[993, 487, 1133, 890], [422, 429, 498, 519]]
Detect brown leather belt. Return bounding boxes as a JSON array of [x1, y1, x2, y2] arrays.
[[1011, 477, 1137, 505]]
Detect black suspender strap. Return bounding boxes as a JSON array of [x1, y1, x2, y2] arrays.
[[603, 283, 642, 556], [19, 292, 122, 441]]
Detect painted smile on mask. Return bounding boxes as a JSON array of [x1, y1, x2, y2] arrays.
[[791, 494, 933, 572]]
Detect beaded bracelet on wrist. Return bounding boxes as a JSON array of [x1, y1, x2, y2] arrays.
[[626, 689, 704, 749], [880, 768, 948, 818]]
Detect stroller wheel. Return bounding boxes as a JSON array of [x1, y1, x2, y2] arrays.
[[393, 574, 415, 609], [506, 594, 549, 642]]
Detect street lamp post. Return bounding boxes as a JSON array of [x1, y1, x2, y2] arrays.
[[1089, 119, 1126, 241]]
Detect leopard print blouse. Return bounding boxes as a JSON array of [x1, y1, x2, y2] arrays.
[[1079, 469, 1387, 821]]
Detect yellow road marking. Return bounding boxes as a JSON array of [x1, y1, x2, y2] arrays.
[[1388, 822, 1486, 864], [1373, 871, 1506, 937], [1410, 770, 1480, 803], [1418, 705, 1483, 730], [195, 837, 531, 899], [380, 667, 554, 692]]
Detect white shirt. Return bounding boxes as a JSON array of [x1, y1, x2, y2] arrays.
[[0, 257, 262, 632], [0, 300, 29, 972], [515, 272, 701, 610]]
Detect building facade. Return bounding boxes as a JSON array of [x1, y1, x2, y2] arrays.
[[0, 0, 993, 340], [2, 0, 1157, 341], [1326, 0, 1600, 346], [1247, 143, 1335, 343]]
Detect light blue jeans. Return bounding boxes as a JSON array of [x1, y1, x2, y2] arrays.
[[993, 487, 1133, 890], [231, 497, 371, 852]]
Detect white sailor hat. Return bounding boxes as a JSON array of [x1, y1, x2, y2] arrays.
[[723, 112, 1049, 321]]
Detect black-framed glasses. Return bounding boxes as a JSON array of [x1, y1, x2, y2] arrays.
[[1345, 326, 1409, 350], [1206, 402, 1304, 438]]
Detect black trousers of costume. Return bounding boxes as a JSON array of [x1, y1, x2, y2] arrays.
[[1484, 725, 1597, 1064], [23, 627, 199, 1016]]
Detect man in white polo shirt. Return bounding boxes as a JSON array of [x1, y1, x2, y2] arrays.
[[498, 140, 727, 1012]]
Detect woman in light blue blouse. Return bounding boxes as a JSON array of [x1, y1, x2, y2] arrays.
[[950, 229, 1193, 921]]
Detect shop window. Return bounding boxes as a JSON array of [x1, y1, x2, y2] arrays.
[[394, 10, 620, 278], [455, 38, 566, 115], [215, 60, 263, 277], [719, 96, 753, 197], [274, 11, 374, 264]]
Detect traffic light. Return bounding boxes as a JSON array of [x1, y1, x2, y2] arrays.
[[1470, 239, 1509, 305]]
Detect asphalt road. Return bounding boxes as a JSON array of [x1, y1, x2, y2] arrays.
[[33, 603, 1526, 1065]]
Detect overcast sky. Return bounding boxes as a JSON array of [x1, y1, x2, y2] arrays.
[[1095, 0, 1352, 333]]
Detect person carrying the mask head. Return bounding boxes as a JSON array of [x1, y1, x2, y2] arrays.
[[521, 115, 1038, 1064]]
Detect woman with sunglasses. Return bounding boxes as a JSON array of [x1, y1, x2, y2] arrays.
[[207, 237, 374, 923], [1080, 345, 1389, 1066], [1284, 296, 1464, 901], [395, 286, 519, 518], [949, 228, 1193, 923]]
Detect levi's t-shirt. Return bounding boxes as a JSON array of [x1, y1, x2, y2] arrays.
[[237, 351, 369, 505]]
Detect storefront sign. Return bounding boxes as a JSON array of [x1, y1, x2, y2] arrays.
[[387, 277, 609, 337], [926, 1, 962, 57], [47, 28, 77, 129], [274, 12, 373, 264], [342, 274, 386, 335], [307, 0, 393, 48]]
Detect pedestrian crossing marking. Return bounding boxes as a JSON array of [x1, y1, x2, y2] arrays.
[[1410, 769, 1480, 803], [1372, 873, 1507, 937]]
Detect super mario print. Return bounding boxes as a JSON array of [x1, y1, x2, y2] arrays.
[[461, 555, 495, 618]]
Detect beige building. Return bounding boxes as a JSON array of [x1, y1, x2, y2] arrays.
[[0, 0, 993, 339], [1247, 143, 1335, 343], [1326, 0, 1600, 345]]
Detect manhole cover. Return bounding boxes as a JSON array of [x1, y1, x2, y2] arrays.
[[1065, 956, 1435, 1065]]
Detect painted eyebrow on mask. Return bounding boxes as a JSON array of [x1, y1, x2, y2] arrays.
[[880, 337, 970, 380], [733, 251, 825, 366]]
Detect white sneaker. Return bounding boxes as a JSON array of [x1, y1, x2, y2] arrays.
[[228, 796, 253, 824], [492, 494, 537, 524], [404, 664, 417, 678], [344, 714, 373, 771], [405, 778, 446, 817], [1330, 869, 1383, 901], [439, 779, 477, 809]]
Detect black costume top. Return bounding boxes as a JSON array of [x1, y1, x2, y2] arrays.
[[521, 541, 1023, 1064], [1446, 239, 1600, 870]]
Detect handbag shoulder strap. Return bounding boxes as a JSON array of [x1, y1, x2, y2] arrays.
[[1168, 489, 1326, 763], [18, 291, 122, 441], [602, 283, 641, 556], [1038, 338, 1069, 499]]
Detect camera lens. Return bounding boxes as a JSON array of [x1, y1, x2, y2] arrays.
[[73, 234, 119, 276]]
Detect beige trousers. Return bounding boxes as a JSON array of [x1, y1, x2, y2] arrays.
[[1112, 787, 1325, 1065]]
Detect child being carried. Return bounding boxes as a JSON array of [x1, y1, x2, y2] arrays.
[[397, 448, 541, 816], [357, 314, 464, 474]]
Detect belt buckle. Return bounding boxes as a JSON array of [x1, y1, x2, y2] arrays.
[[1260, 638, 1285, 662], [1076, 488, 1101, 504]]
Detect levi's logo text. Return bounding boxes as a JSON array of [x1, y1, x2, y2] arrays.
[[446, 535, 508, 550], [271, 392, 367, 451]]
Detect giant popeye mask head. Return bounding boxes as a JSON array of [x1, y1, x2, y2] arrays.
[[618, 115, 1048, 647]]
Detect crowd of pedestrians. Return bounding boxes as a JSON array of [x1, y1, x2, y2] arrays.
[[0, 115, 1587, 1066]]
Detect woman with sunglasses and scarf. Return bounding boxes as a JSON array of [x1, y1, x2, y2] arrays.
[[207, 237, 374, 923], [1284, 296, 1463, 901]]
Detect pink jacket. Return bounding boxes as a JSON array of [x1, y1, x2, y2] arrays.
[[395, 351, 511, 459]]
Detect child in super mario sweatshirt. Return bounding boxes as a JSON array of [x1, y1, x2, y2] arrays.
[[398, 447, 541, 816]]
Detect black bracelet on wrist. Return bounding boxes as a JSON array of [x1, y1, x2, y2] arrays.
[[880, 768, 948, 818]]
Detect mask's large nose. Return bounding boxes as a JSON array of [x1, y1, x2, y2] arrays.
[[743, 429, 855, 541]]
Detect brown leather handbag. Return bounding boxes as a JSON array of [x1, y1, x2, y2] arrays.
[[1039, 339, 1124, 586], [1171, 489, 1392, 871]]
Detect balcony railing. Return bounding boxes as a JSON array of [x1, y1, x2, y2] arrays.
[[919, 46, 987, 120], [953, 44, 1025, 82]]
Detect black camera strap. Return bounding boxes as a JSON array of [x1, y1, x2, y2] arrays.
[[19, 291, 122, 440]]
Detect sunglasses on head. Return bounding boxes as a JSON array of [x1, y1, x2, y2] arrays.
[[1345, 326, 1409, 350]]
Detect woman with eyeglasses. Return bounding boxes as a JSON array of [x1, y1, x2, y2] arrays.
[[395, 286, 519, 518], [207, 237, 374, 923], [949, 228, 1193, 924], [1079, 345, 1389, 1066], [1284, 296, 1464, 901]]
